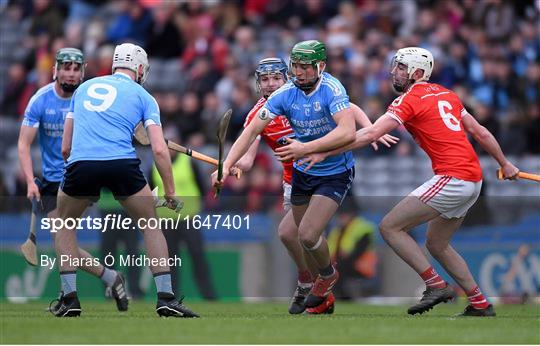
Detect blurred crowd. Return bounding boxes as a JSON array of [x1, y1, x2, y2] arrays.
[[0, 0, 539, 209]]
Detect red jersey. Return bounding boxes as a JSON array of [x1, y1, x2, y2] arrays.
[[244, 98, 294, 184], [386, 82, 482, 182]]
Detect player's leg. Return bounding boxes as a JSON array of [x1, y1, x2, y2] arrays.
[[426, 221, 494, 316], [52, 189, 91, 317], [48, 184, 129, 312], [294, 167, 355, 310], [280, 182, 318, 278], [379, 196, 439, 273], [278, 210, 315, 277], [379, 195, 456, 314], [162, 225, 180, 295], [297, 194, 340, 308], [119, 183, 198, 317], [278, 209, 314, 314]]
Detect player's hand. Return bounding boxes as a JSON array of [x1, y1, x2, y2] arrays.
[[275, 138, 307, 162], [27, 181, 40, 202], [61, 146, 71, 162], [163, 195, 183, 212], [211, 164, 231, 189], [297, 152, 328, 172], [501, 162, 519, 180], [371, 134, 399, 151], [378, 134, 399, 147], [230, 166, 243, 179]]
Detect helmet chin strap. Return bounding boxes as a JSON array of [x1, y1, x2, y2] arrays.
[[59, 82, 79, 93]]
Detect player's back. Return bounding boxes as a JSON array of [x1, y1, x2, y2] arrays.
[[68, 72, 160, 164], [388, 82, 482, 181]]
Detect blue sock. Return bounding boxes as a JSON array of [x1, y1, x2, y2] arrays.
[[154, 272, 173, 294], [60, 271, 77, 294], [100, 267, 116, 287]]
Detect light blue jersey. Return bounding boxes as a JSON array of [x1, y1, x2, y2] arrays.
[[67, 72, 160, 164], [263, 72, 355, 176], [22, 83, 71, 182]]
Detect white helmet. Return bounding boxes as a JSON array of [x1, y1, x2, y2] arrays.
[[392, 47, 434, 81], [112, 43, 149, 84]]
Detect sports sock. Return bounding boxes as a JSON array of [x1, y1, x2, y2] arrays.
[[298, 270, 313, 286], [100, 267, 117, 287], [60, 271, 77, 295], [154, 272, 173, 295], [319, 263, 335, 278], [420, 266, 446, 289], [466, 286, 490, 309]]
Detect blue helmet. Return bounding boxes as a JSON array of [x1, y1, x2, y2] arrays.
[[255, 57, 288, 97]]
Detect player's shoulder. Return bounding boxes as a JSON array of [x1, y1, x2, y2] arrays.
[[250, 97, 267, 113], [407, 82, 454, 99], [244, 98, 266, 126], [26, 82, 55, 109], [31, 82, 55, 101], [320, 72, 346, 96]]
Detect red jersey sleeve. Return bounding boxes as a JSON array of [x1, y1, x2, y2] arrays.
[[386, 93, 416, 124]]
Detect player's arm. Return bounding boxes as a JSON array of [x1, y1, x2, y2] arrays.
[[276, 107, 356, 161], [350, 103, 399, 150], [17, 125, 40, 201], [61, 117, 73, 162], [147, 124, 175, 197], [299, 115, 400, 170], [462, 113, 519, 179], [235, 138, 260, 171], [213, 115, 271, 187]]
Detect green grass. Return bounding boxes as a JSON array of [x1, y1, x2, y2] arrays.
[[1, 301, 539, 344]]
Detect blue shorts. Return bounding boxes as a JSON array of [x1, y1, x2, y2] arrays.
[[61, 159, 147, 201], [291, 167, 355, 206]]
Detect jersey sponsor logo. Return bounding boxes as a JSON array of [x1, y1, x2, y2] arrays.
[[291, 103, 300, 110], [45, 109, 56, 115], [42, 122, 63, 137]]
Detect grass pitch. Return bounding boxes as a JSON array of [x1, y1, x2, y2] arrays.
[[1, 300, 539, 344]]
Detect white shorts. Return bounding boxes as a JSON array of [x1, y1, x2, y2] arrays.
[[410, 175, 482, 219], [283, 182, 292, 211]]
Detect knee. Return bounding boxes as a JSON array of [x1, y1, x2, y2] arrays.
[[378, 217, 395, 240], [298, 227, 319, 249], [278, 222, 297, 245], [425, 237, 448, 255]]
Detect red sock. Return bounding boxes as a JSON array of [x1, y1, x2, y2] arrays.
[[419, 266, 446, 289], [466, 286, 490, 309], [298, 270, 313, 285]]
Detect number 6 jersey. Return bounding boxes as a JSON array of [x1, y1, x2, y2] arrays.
[[67, 72, 161, 164], [386, 82, 482, 182]]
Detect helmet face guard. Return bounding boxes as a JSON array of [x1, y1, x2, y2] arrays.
[[390, 47, 434, 92], [255, 57, 288, 97], [112, 43, 150, 84], [54, 48, 85, 92], [289, 40, 327, 91]]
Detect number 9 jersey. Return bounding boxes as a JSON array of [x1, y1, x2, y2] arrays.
[[386, 82, 482, 182], [67, 72, 161, 164]]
